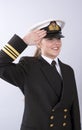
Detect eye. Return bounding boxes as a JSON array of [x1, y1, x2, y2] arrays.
[[48, 38, 61, 40], [56, 38, 61, 40], [54, 37, 61, 40], [48, 38, 53, 40]]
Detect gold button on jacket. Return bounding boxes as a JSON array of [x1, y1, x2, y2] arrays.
[[50, 115, 54, 120], [50, 123, 54, 127], [63, 122, 67, 127]]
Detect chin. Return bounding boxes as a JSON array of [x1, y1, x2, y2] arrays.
[[53, 52, 59, 56], [49, 54, 58, 59]]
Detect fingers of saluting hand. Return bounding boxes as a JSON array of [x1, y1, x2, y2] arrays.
[[32, 30, 46, 44], [34, 29, 47, 38], [23, 29, 47, 45]]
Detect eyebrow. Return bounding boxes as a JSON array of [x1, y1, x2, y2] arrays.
[[45, 37, 61, 40]]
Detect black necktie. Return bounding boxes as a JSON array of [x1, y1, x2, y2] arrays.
[[51, 60, 56, 67], [51, 60, 58, 72], [51, 60, 63, 100], [51, 60, 62, 79]]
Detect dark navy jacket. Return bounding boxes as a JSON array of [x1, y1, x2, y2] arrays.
[[0, 35, 81, 130]]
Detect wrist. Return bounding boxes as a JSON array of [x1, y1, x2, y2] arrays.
[[23, 35, 29, 45]]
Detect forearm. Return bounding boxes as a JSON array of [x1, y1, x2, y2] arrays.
[[0, 30, 46, 91], [70, 72, 81, 130], [0, 34, 27, 63], [71, 96, 81, 130]]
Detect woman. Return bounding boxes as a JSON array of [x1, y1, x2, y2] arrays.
[[0, 20, 81, 130]]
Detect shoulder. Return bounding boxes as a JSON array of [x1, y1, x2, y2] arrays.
[[19, 56, 39, 65], [58, 59, 74, 73], [17, 56, 40, 72]]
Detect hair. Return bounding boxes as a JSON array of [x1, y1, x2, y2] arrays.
[[34, 48, 41, 57]]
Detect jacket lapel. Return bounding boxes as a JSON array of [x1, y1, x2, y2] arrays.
[[53, 59, 73, 110], [38, 56, 59, 99], [51, 60, 65, 110], [38, 57, 71, 110], [59, 59, 70, 101]]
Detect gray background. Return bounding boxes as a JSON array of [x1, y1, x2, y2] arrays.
[[0, 0, 82, 130]]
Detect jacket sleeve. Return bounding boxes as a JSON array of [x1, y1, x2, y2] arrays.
[[0, 34, 27, 94], [70, 70, 81, 130]]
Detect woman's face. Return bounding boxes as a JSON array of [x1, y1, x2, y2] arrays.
[[39, 38, 62, 59]]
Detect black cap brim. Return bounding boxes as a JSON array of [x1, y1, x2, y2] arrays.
[[44, 33, 64, 38]]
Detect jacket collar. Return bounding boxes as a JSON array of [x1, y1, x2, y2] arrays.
[[41, 55, 58, 65]]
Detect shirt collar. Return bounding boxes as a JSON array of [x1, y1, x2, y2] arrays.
[[41, 55, 59, 66]]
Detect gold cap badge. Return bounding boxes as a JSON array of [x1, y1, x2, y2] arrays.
[[48, 21, 61, 31]]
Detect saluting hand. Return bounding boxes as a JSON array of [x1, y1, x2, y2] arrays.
[[23, 29, 46, 45]]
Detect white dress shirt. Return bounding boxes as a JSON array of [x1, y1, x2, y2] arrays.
[[41, 55, 62, 77]]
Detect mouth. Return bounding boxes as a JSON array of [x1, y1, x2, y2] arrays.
[[52, 47, 59, 51]]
